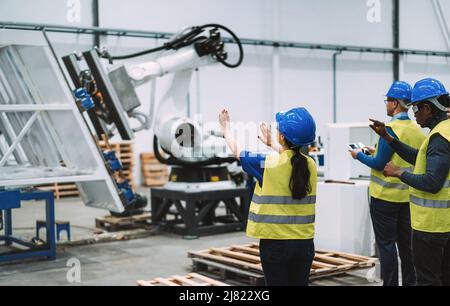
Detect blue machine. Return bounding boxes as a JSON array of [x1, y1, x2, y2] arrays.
[[117, 180, 136, 203], [102, 150, 137, 208], [73, 88, 95, 111], [103, 151, 123, 173], [0, 190, 56, 263]]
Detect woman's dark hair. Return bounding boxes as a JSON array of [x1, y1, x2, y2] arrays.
[[285, 139, 311, 200]]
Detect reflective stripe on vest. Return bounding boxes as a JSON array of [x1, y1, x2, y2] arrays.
[[410, 119, 450, 233], [370, 176, 409, 190], [369, 119, 425, 203], [410, 195, 450, 209], [248, 212, 315, 224], [252, 195, 316, 205]]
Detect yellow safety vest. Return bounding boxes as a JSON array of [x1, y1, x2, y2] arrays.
[[246, 150, 317, 240], [370, 119, 426, 203], [410, 119, 450, 233]]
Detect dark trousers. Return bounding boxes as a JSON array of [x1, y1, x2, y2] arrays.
[[259, 239, 314, 286], [412, 230, 450, 286], [370, 197, 416, 286]]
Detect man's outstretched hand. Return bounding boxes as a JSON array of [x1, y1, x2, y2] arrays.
[[369, 119, 393, 143]]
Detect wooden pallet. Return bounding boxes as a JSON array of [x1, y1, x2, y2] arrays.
[[188, 243, 376, 284], [95, 213, 151, 232], [191, 257, 265, 286], [141, 153, 169, 187], [137, 272, 229, 286], [37, 182, 80, 199]]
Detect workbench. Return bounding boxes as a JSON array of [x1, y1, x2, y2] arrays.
[[0, 190, 56, 263]]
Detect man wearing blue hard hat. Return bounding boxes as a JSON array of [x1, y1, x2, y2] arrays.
[[371, 78, 450, 286], [219, 107, 317, 286], [350, 81, 425, 286]]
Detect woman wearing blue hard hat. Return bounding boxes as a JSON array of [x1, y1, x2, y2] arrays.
[[219, 107, 317, 286], [370, 78, 450, 286]]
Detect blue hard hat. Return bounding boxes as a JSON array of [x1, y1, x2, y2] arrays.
[[276, 107, 316, 147], [386, 81, 412, 101], [411, 78, 449, 104]]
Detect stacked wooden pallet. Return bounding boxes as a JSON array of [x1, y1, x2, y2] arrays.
[[137, 273, 228, 286], [95, 213, 151, 232], [100, 141, 135, 188], [188, 243, 376, 285], [140, 153, 169, 187], [37, 182, 80, 200]]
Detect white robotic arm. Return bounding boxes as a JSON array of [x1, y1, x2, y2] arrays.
[[107, 24, 243, 165], [124, 45, 218, 161], [127, 45, 216, 83]]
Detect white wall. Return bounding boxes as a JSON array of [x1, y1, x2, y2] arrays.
[[1, 0, 450, 185], [400, 0, 450, 88]]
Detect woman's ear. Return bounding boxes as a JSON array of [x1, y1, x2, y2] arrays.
[[278, 133, 286, 146]]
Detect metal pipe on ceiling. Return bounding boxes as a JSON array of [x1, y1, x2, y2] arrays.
[[1, 21, 450, 58]]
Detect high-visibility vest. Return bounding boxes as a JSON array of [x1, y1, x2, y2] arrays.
[[246, 150, 317, 240], [370, 119, 426, 203], [410, 119, 450, 233]]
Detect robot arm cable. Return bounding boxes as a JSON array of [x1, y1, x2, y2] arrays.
[[106, 26, 203, 60], [103, 24, 243, 68]]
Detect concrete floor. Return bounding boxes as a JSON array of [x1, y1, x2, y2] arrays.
[[0, 195, 378, 286]]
